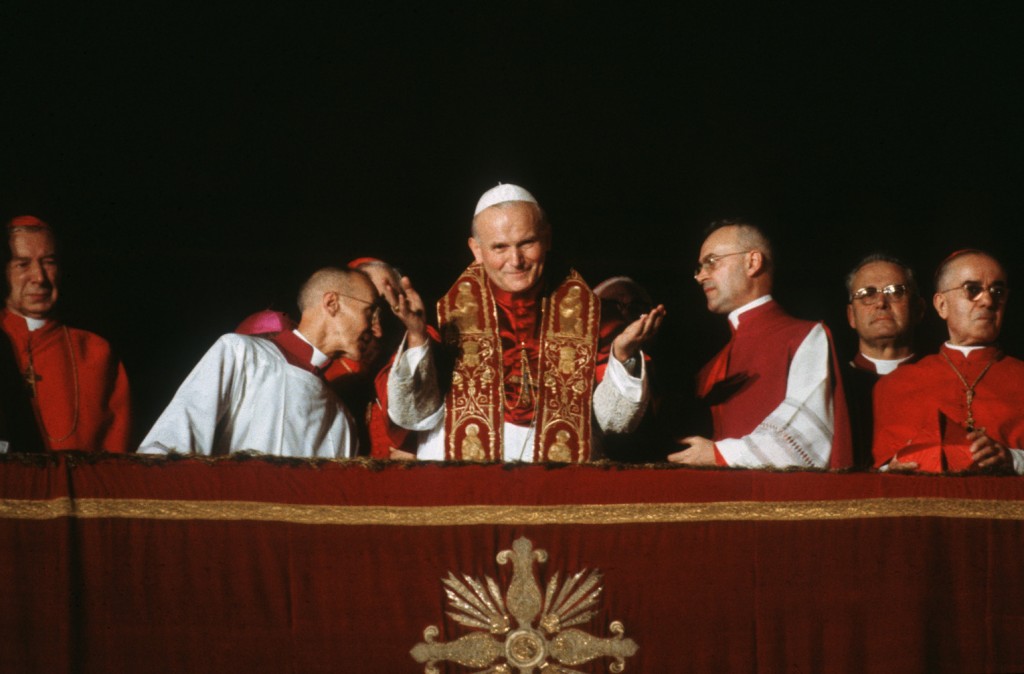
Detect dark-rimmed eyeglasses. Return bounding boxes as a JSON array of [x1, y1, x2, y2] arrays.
[[937, 282, 1008, 303], [849, 284, 910, 305], [693, 250, 751, 278]]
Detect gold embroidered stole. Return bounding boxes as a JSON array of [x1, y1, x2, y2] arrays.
[[437, 264, 599, 461]]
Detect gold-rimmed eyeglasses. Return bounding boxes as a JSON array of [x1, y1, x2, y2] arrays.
[[849, 284, 910, 305], [693, 250, 751, 278], [937, 282, 1008, 303]]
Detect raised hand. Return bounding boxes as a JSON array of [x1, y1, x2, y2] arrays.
[[612, 304, 666, 363], [382, 276, 429, 347]]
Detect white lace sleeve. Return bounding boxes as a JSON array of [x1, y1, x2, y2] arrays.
[[716, 324, 835, 468], [387, 334, 445, 431], [593, 352, 649, 434]]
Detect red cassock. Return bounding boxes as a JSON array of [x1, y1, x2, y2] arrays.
[[368, 361, 415, 458], [872, 345, 1024, 472], [486, 283, 616, 424], [1, 310, 131, 453], [696, 300, 852, 469]]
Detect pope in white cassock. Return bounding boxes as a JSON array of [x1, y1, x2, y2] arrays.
[[380, 184, 666, 462], [139, 268, 378, 457]]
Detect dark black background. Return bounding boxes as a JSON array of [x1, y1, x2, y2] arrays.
[[3, 3, 1022, 441]]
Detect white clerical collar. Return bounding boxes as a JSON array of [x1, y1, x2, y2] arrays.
[[860, 353, 915, 375], [12, 311, 48, 332], [728, 295, 772, 329], [944, 342, 989, 357], [292, 329, 330, 369]]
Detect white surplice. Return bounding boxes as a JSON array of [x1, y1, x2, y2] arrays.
[[139, 334, 354, 458]]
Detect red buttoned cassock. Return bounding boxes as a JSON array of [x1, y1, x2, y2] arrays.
[[872, 345, 1024, 472], [1, 309, 131, 453]]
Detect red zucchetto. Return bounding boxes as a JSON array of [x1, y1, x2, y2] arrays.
[[7, 215, 49, 229]]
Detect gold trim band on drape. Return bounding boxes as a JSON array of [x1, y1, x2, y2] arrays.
[[2, 497, 1024, 525]]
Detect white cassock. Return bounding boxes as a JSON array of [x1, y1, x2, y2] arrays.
[[386, 337, 648, 462], [139, 334, 355, 458]]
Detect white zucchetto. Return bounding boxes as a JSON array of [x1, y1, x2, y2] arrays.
[[473, 183, 538, 216]]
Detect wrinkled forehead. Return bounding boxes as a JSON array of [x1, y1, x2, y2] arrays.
[[946, 254, 1007, 285], [474, 201, 545, 240], [851, 261, 909, 289], [8, 228, 58, 256], [699, 226, 740, 258]]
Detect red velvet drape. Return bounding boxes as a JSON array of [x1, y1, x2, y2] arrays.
[[1, 455, 1022, 673]]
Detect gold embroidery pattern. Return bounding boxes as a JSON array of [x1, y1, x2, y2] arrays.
[[440, 266, 599, 462], [450, 281, 482, 333], [0, 497, 76, 520], [441, 266, 503, 461], [4, 497, 1024, 525], [536, 273, 598, 462], [411, 536, 638, 673], [461, 424, 487, 461]]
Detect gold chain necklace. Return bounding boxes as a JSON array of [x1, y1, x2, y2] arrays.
[[940, 349, 995, 432], [24, 325, 80, 443]]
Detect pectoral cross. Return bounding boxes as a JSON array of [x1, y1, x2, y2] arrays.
[[513, 343, 533, 409], [23, 362, 41, 398]]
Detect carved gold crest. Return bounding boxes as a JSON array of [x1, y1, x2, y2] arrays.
[[411, 537, 638, 673]]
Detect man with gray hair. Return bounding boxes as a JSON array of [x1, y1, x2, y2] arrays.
[[843, 252, 924, 467], [873, 249, 1024, 473], [139, 267, 377, 457], [382, 183, 665, 462], [670, 219, 852, 469], [2, 215, 130, 453]]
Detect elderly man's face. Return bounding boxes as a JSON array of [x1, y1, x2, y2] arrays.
[[6, 229, 60, 319], [694, 226, 753, 315], [468, 202, 549, 294], [934, 254, 1007, 346], [847, 261, 918, 347]]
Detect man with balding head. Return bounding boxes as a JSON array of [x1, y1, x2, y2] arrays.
[[669, 219, 852, 469], [139, 267, 377, 457], [383, 183, 664, 462], [324, 257, 417, 457], [873, 250, 1024, 473]]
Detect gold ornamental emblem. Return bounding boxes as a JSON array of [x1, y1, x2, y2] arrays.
[[411, 537, 638, 673]]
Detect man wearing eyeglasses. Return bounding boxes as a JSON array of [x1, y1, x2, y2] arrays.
[[669, 220, 852, 469], [843, 254, 924, 467], [872, 250, 1024, 473], [139, 267, 377, 457]]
